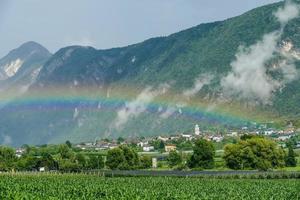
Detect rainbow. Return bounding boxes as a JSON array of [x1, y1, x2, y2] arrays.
[[0, 85, 275, 131]]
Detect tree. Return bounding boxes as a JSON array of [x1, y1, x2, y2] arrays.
[[223, 144, 242, 170], [167, 150, 182, 167], [38, 152, 58, 170], [240, 134, 263, 141], [187, 139, 215, 169], [87, 155, 104, 169], [117, 137, 125, 144], [285, 144, 297, 167], [140, 156, 152, 169], [223, 137, 285, 171], [159, 140, 165, 151], [58, 144, 73, 159], [65, 140, 72, 148], [0, 146, 17, 171], [106, 146, 139, 170], [59, 159, 80, 172], [16, 155, 39, 171], [75, 153, 86, 169], [106, 148, 126, 170], [119, 145, 139, 169]]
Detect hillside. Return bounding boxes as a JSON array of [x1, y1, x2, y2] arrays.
[[0, 41, 51, 95], [0, 1, 300, 146]]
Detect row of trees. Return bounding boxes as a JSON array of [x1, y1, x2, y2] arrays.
[[0, 144, 105, 172], [0, 137, 297, 172], [223, 136, 297, 171], [0, 139, 215, 172]]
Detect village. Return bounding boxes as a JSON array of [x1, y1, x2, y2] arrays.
[[71, 124, 300, 154]]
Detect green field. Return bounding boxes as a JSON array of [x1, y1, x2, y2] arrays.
[[0, 174, 299, 199]]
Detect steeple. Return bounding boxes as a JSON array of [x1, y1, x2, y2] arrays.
[[195, 124, 200, 136]]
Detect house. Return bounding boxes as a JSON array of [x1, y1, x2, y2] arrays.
[[264, 129, 275, 135], [277, 135, 291, 141], [158, 136, 169, 142], [137, 141, 149, 147], [15, 148, 25, 158], [212, 136, 223, 143], [181, 134, 193, 141], [228, 132, 238, 137], [143, 145, 154, 152], [170, 135, 180, 140], [109, 144, 119, 149], [39, 167, 45, 172], [165, 144, 177, 152], [284, 128, 295, 134]]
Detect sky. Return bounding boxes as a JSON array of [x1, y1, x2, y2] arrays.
[[0, 0, 281, 57]]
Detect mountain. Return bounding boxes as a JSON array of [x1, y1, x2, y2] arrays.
[[1, 1, 300, 146], [0, 41, 52, 94]]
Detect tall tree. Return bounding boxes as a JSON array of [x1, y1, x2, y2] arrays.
[[106, 148, 126, 170], [187, 139, 215, 169], [87, 155, 104, 169], [0, 146, 17, 171], [139, 156, 152, 169], [106, 146, 139, 170], [167, 150, 182, 167], [285, 144, 297, 167], [223, 137, 285, 171], [58, 144, 73, 159], [65, 141, 72, 148]]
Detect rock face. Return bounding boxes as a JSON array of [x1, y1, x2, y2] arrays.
[[1, 1, 300, 146], [0, 41, 51, 92]]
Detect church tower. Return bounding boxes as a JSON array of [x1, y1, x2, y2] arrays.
[[195, 124, 200, 136]]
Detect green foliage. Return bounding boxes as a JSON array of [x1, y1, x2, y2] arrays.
[[58, 144, 73, 159], [0, 174, 298, 199], [188, 139, 215, 169], [117, 137, 125, 144], [285, 144, 297, 167], [106, 146, 140, 170], [167, 150, 182, 167], [75, 153, 86, 168], [38, 152, 57, 170], [223, 137, 285, 171], [58, 159, 80, 172], [86, 155, 104, 169], [119, 145, 139, 169], [0, 146, 17, 171], [139, 155, 152, 169], [65, 140, 72, 148]]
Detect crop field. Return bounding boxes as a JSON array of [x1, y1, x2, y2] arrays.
[[0, 174, 298, 200]]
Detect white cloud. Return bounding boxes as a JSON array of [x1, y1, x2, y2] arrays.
[[183, 74, 213, 98], [160, 106, 177, 119], [274, 0, 299, 25], [221, 32, 281, 103], [157, 73, 213, 120], [221, 1, 299, 104], [113, 83, 170, 129]]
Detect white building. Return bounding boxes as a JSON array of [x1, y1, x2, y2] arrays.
[[158, 136, 169, 142], [181, 134, 193, 141], [195, 124, 200, 136], [152, 158, 157, 168], [39, 167, 45, 172], [143, 145, 154, 152], [137, 141, 148, 147], [212, 136, 224, 143]]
